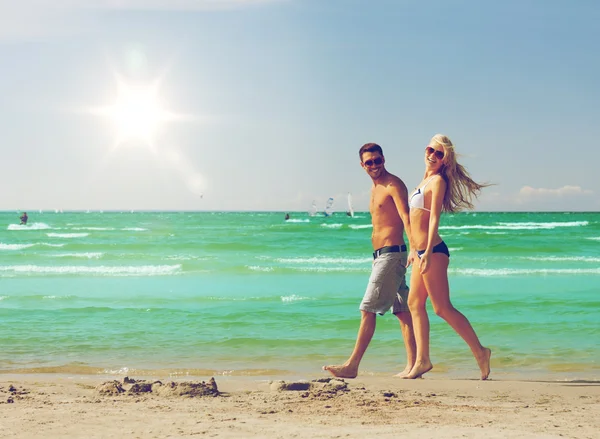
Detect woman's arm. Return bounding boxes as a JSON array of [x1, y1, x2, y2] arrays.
[[420, 176, 446, 274]]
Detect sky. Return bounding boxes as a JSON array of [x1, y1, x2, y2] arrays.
[[1, 0, 599, 212]]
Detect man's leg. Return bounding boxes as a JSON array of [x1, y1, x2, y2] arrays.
[[394, 310, 416, 377], [323, 310, 376, 378]]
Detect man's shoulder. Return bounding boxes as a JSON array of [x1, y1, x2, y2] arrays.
[[384, 172, 407, 190]]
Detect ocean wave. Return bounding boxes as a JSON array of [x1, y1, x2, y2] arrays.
[[247, 266, 274, 272], [0, 243, 35, 250], [441, 221, 588, 231], [0, 264, 182, 276], [0, 242, 66, 250], [285, 219, 310, 223], [53, 252, 103, 259], [122, 227, 148, 231], [47, 233, 89, 238], [452, 267, 600, 276], [70, 227, 115, 231], [294, 266, 369, 273], [275, 257, 370, 264], [280, 294, 311, 302], [7, 222, 52, 230], [348, 224, 373, 230], [522, 256, 600, 263], [320, 223, 343, 229], [586, 237, 600, 241]]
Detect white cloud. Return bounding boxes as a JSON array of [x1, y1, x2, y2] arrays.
[[79, 0, 283, 10], [511, 185, 596, 211], [518, 185, 593, 198], [0, 0, 283, 41]]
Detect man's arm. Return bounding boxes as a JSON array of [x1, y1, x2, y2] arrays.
[[389, 179, 415, 267]]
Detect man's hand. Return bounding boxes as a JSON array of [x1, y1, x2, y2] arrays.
[[406, 249, 417, 268]]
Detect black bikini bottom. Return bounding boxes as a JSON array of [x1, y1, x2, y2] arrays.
[[416, 241, 450, 259]]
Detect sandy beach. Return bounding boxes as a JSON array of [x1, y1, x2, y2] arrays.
[[1, 374, 598, 438]]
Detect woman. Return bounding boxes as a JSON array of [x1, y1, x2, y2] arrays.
[[405, 134, 491, 380]]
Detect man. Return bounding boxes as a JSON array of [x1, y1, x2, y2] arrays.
[[20, 212, 28, 225], [323, 143, 416, 378]]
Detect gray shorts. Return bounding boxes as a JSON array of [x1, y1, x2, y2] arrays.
[[359, 251, 410, 315]]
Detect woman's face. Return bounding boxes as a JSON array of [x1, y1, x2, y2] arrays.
[[424, 144, 445, 170]]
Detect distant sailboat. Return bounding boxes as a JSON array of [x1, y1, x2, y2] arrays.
[[346, 193, 355, 217], [324, 197, 334, 217], [308, 200, 318, 217]]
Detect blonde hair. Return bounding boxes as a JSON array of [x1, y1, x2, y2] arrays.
[[429, 134, 490, 213]]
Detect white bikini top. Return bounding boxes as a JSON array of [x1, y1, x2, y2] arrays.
[[409, 176, 436, 212]]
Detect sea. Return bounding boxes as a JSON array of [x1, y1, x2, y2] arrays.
[[0, 211, 598, 382]]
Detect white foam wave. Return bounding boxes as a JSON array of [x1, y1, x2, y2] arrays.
[[0, 242, 66, 250], [523, 256, 600, 263], [294, 266, 369, 273], [448, 247, 463, 252], [102, 367, 130, 375], [0, 296, 7, 301], [0, 264, 181, 276], [586, 237, 600, 241], [441, 221, 588, 231], [281, 294, 310, 302], [71, 227, 115, 231], [348, 224, 373, 230], [453, 268, 600, 276], [122, 227, 148, 231], [276, 257, 371, 264], [286, 219, 310, 223], [0, 243, 35, 250], [7, 222, 52, 230], [53, 252, 103, 259], [47, 233, 89, 238], [321, 223, 343, 229], [247, 266, 274, 272]]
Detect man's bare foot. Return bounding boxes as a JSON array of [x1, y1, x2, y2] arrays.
[[322, 364, 358, 379], [477, 347, 492, 380], [403, 361, 433, 379], [394, 365, 413, 378]]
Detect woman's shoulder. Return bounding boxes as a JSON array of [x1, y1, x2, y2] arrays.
[[428, 174, 447, 189]]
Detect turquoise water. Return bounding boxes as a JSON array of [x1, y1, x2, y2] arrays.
[[1, 211, 598, 381]]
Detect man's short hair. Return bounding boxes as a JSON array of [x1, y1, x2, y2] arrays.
[[359, 143, 384, 161]]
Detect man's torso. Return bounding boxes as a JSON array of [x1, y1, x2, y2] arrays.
[[370, 176, 405, 250]]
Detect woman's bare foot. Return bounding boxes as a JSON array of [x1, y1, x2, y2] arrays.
[[403, 361, 433, 379], [394, 364, 413, 378], [322, 364, 358, 379], [477, 347, 492, 380]]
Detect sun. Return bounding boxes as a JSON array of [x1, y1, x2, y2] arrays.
[[98, 80, 175, 147]]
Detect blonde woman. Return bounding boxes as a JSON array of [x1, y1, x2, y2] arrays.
[[405, 134, 491, 380]]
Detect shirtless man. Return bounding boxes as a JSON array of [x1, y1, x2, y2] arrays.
[[323, 143, 416, 378]]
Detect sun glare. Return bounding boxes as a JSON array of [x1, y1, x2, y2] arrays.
[[99, 81, 174, 147]]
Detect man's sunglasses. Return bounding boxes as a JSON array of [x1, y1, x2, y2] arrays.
[[363, 157, 383, 167], [425, 146, 444, 160]]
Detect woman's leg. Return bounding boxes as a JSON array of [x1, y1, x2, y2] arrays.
[[422, 253, 491, 380], [405, 265, 433, 379]]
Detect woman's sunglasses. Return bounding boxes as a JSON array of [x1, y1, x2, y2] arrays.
[[425, 146, 444, 160], [363, 157, 383, 167]]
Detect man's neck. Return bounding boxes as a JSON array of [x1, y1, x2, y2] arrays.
[[371, 169, 389, 185]]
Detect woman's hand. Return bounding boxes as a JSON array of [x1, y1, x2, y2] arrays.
[[419, 251, 432, 274]]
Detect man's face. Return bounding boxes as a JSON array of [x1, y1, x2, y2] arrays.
[[361, 151, 385, 179]]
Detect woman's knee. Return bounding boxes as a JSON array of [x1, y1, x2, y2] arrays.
[[408, 296, 426, 313], [432, 303, 454, 319]]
